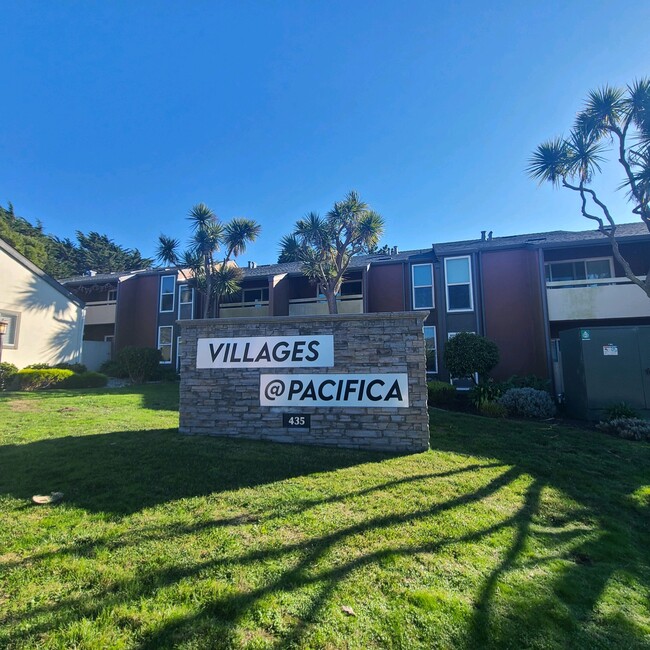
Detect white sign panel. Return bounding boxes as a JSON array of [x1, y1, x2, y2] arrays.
[[603, 345, 619, 356], [197, 336, 334, 368], [260, 373, 409, 408]]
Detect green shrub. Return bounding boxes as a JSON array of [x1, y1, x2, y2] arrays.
[[427, 380, 457, 408], [99, 358, 129, 378], [443, 333, 499, 386], [158, 367, 180, 382], [597, 417, 650, 441], [499, 387, 556, 419], [62, 372, 108, 389], [24, 363, 52, 370], [479, 401, 508, 418], [603, 402, 639, 421], [0, 362, 18, 390], [54, 362, 88, 373], [502, 374, 551, 393], [11, 369, 75, 391], [116, 347, 162, 383]]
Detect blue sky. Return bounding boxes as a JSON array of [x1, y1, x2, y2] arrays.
[[1, 1, 648, 265]]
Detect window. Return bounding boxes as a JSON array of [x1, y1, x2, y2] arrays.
[[445, 256, 473, 311], [424, 325, 437, 375], [160, 275, 175, 312], [545, 258, 613, 283], [243, 287, 269, 303], [316, 278, 362, 299], [412, 264, 434, 309], [178, 286, 194, 319], [340, 280, 362, 297], [158, 326, 173, 363], [107, 289, 117, 302], [176, 336, 182, 371], [0, 311, 19, 348]]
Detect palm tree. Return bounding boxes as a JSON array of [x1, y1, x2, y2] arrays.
[[278, 191, 385, 314], [528, 79, 650, 299], [157, 204, 261, 318]]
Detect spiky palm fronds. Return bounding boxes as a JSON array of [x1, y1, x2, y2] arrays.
[[224, 218, 261, 257], [527, 138, 570, 186], [156, 235, 181, 266], [187, 203, 217, 231], [277, 233, 303, 263], [583, 85, 625, 131], [211, 264, 244, 300], [566, 129, 608, 183]]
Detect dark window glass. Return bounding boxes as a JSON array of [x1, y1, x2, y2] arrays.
[[414, 286, 433, 309], [341, 280, 362, 296], [448, 285, 471, 311]]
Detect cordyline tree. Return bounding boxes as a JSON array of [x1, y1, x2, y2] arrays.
[[278, 191, 385, 314], [156, 204, 261, 318], [528, 79, 650, 299]]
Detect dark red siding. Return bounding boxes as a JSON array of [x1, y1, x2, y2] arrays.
[[367, 264, 406, 313], [115, 274, 159, 350], [481, 249, 548, 380]]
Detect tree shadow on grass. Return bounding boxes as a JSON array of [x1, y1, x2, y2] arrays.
[[0, 428, 391, 515], [430, 410, 650, 649], [1, 411, 649, 648]]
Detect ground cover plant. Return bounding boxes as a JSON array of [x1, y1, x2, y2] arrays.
[[0, 385, 649, 648]]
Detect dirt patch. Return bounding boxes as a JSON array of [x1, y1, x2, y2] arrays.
[[57, 407, 79, 413], [6, 400, 38, 413]]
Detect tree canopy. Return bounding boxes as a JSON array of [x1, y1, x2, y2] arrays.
[[0, 203, 153, 278], [528, 79, 650, 298], [156, 204, 261, 318], [277, 191, 385, 314]]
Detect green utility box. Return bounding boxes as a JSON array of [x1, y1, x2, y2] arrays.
[[560, 326, 650, 420]]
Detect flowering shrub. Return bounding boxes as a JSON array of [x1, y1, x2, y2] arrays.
[[597, 418, 650, 441], [498, 387, 556, 419]]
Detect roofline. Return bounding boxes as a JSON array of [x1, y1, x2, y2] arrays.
[[0, 237, 85, 307]]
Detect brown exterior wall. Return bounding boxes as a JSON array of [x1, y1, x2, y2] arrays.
[[270, 274, 291, 316], [481, 249, 548, 380], [115, 274, 159, 350], [367, 263, 406, 313]]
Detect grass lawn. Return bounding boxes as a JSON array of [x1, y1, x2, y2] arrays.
[[0, 384, 649, 649]]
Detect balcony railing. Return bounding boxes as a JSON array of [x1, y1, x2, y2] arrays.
[[546, 276, 649, 321], [218, 301, 270, 318], [288, 295, 363, 316], [85, 300, 117, 325]]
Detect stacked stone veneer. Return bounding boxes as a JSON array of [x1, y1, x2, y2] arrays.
[[178, 312, 430, 452]]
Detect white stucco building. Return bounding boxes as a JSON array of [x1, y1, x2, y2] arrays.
[[0, 238, 85, 368]]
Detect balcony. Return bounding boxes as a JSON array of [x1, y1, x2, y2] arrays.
[[288, 295, 363, 316], [546, 276, 650, 321], [85, 300, 117, 325], [218, 301, 270, 318]]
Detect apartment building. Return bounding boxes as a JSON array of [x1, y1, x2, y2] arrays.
[[61, 222, 650, 392]]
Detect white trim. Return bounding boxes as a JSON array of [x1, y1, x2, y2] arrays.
[[159, 275, 176, 313], [157, 325, 173, 364], [444, 255, 474, 312], [177, 285, 194, 320], [424, 325, 438, 374], [176, 335, 181, 371], [411, 263, 434, 310]]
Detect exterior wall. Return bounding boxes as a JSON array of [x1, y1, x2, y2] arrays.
[[367, 263, 406, 312], [115, 274, 158, 351], [178, 312, 430, 453], [481, 249, 548, 380], [0, 247, 84, 368], [270, 274, 290, 316]]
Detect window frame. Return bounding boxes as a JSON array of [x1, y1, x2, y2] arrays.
[[176, 335, 182, 371], [424, 325, 438, 375], [411, 263, 434, 310], [159, 275, 176, 313], [157, 325, 174, 364], [242, 286, 270, 303], [444, 255, 474, 312], [544, 256, 614, 283], [177, 285, 195, 319], [107, 289, 118, 302], [0, 310, 20, 349]]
